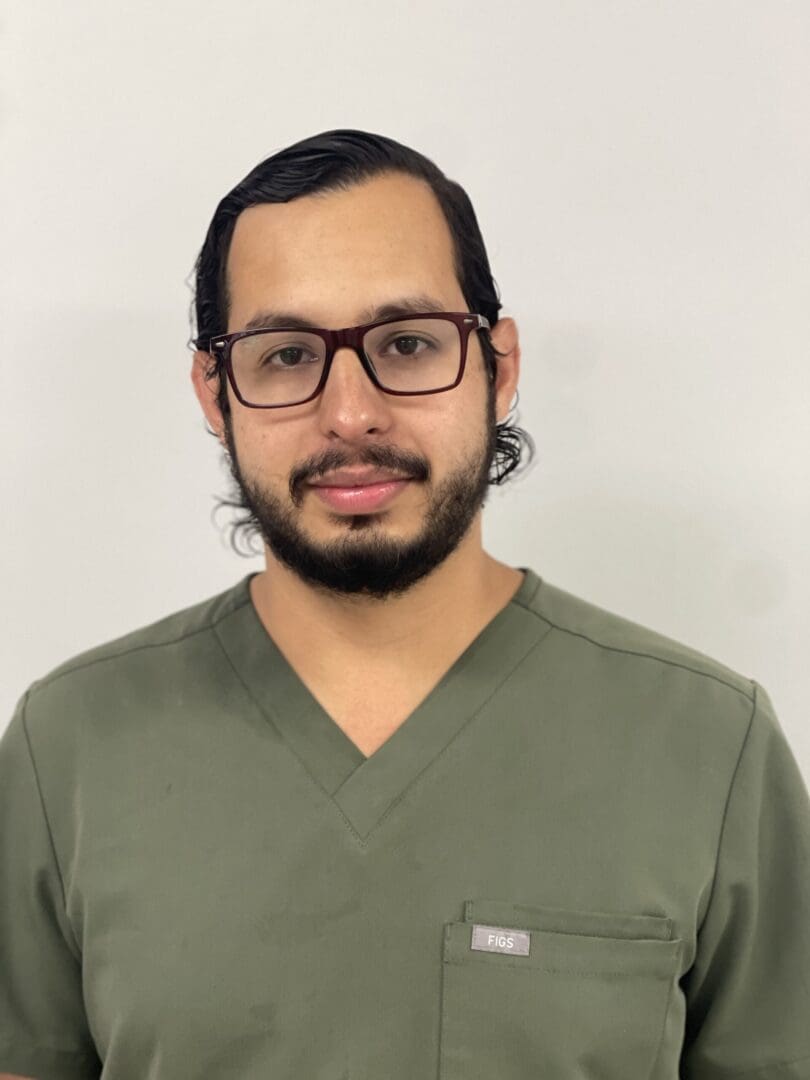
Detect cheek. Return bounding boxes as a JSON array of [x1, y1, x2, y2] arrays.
[[230, 420, 292, 478]]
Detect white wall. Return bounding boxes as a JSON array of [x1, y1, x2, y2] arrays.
[[2, 1, 808, 779]]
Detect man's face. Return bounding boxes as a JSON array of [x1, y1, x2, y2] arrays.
[[192, 171, 518, 600]]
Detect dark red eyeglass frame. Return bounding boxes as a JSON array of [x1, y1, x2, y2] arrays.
[[193, 311, 492, 408]]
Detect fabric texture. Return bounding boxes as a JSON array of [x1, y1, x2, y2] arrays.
[[1, 566, 809, 1079]]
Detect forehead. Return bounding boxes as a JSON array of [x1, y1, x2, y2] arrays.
[[225, 171, 462, 330]]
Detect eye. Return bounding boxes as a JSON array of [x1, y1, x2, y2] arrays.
[[260, 346, 319, 368], [381, 334, 435, 357]]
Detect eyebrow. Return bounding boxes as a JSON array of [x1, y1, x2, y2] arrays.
[[241, 294, 447, 333]]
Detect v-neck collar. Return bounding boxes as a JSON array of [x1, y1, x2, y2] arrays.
[[214, 566, 551, 843]]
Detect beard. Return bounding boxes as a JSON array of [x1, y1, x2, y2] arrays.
[[219, 383, 498, 600]]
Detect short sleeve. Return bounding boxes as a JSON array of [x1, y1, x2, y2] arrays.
[[681, 679, 810, 1079], [0, 686, 101, 1079]]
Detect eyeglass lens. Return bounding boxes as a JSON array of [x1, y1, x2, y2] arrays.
[[229, 317, 462, 406]]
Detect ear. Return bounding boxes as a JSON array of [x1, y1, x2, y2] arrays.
[[190, 350, 228, 449], [488, 317, 521, 423]]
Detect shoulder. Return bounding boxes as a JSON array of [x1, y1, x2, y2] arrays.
[[515, 573, 757, 735], [22, 575, 254, 718]]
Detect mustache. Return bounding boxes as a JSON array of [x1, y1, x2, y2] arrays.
[[290, 447, 430, 497]]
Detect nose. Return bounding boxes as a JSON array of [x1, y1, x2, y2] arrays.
[[315, 344, 393, 440]]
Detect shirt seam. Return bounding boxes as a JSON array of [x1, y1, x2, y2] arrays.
[[512, 580, 754, 706], [694, 680, 758, 938], [18, 687, 84, 961], [25, 594, 254, 694]]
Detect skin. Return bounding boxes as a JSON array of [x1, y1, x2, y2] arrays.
[[190, 171, 522, 752]]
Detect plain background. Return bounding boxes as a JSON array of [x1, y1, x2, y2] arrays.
[[1, 2, 807, 783]]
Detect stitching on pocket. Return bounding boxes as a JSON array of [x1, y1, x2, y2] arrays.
[[445, 957, 676, 979], [444, 920, 684, 978], [464, 898, 674, 941]]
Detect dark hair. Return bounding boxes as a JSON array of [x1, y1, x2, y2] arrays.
[[188, 128, 534, 484]]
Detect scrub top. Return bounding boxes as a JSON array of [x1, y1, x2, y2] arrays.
[[2, 566, 809, 1080]]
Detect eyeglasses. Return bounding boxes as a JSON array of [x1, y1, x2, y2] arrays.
[[194, 311, 491, 409]]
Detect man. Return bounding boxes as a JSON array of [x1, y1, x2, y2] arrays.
[[1, 129, 809, 1079]]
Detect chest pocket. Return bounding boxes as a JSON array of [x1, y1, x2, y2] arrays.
[[438, 898, 683, 1080]]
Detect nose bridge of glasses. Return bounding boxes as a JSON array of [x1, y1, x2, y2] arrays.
[[330, 325, 367, 353], [325, 326, 376, 379]]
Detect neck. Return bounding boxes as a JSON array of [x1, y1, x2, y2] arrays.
[[248, 523, 522, 669]]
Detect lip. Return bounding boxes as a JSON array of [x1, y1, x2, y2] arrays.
[[310, 478, 411, 513], [312, 468, 411, 487]]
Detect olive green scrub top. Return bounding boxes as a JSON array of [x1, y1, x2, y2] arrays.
[[2, 567, 810, 1079]]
